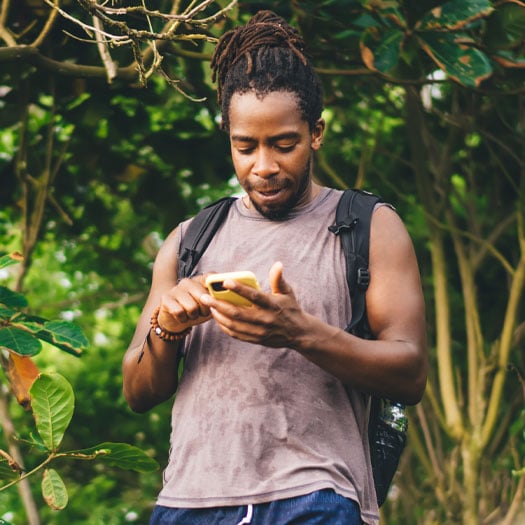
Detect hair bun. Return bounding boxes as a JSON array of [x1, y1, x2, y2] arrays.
[[211, 10, 306, 100]]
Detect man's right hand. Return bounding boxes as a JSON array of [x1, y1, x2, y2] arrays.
[[157, 274, 213, 333]]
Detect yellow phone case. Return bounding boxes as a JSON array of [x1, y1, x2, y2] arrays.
[[205, 271, 260, 306]]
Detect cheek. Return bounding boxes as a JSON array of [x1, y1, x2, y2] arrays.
[[232, 151, 254, 174]]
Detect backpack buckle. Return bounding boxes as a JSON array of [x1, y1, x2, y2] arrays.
[[328, 217, 358, 235], [357, 267, 370, 289]]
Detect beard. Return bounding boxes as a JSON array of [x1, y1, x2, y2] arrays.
[[249, 158, 312, 221]]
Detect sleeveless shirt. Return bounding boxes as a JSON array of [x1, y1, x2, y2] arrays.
[[156, 187, 380, 525]]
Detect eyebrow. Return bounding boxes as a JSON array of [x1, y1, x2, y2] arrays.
[[230, 131, 302, 143]]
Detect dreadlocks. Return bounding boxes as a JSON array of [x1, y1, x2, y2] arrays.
[[210, 10, 323, 132]]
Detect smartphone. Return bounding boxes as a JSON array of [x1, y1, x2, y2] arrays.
[[205, 271, 260, 306]]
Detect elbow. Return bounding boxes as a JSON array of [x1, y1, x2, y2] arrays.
[[123, 387, 149, 414], [402, 374, 427, 406], [125, 395, 150, 414], [402, 350, 428, 406], [123, 381, 174, 413], [123, 384, 163, 414]]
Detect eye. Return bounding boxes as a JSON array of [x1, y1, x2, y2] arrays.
[[275, 143, 295, 153], [237, 147, 255, 155]]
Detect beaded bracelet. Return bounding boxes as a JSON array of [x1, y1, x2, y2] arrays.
[[150, 306, 192, 342]]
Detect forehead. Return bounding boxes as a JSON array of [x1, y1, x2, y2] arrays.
[[228, 91, 306, 135]]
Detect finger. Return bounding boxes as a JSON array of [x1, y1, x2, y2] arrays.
[[178, 277, 212, 318], [160, 287, 211, 330], [210, 306, 265, 342], [221, 278, 262, 305], [269, 261, 292, 295], [177, 292, 211, 320]]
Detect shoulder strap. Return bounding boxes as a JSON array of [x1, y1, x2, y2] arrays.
[[177, 196, 237, 279], [328, 189, 383, 337]]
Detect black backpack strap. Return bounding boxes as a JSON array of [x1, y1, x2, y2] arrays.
[[177, 197, 237, 279], [328, 189, 383, 337]]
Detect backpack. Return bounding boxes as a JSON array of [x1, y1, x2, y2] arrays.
[[177, 188, 407, 507]]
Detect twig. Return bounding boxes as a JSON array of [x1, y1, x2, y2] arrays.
[[32, 0, 60, 48], [93, 15, 117, 82], [0, 0, 17, 46]]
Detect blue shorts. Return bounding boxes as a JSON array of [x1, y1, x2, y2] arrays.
[[149, 489, 362, 524]]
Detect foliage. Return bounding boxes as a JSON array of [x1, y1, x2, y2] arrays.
[[0, 372, 158, 515], [0, 254, 158, 523]]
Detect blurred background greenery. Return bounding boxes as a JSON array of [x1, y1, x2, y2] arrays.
[[0, 1, 523, 524]]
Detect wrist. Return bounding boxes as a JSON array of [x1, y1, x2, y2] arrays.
[[150, 306, 192, 342]]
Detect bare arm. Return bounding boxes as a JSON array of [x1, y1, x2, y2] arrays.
[[201, 206, 428, 404], [122, 227, 212, 413]]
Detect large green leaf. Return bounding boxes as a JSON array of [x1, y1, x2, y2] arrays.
[[0, 327, 42, 356], [360, 27, 404, 74], [41, 468, 68, 510], [35, 320, 88, 356], [30, 373, 74, 452], [418, 32, 493, 86], [71, 442, 159, 473], [417, 0, 493, 31], [0, 286, 27, 308]]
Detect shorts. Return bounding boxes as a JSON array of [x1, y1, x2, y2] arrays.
[[149, 489, 362, 524]]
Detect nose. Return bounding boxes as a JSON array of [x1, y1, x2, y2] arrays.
[[253, 147, 279, 179]]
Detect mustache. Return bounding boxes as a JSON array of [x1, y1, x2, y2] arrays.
[[248, 179, 292, 193]]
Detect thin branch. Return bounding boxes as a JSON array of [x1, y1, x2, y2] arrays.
[[93, 15, 117, 82], [500, 474, 525, 525], [44, 1, 129, 42], [424, 211, 516, 277], [158, 67, 207, 102], [0, 0, 17, 46], [416, 403, 446, 483], [32, 0, 61, 48]]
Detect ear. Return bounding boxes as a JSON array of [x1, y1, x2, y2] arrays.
[[310, 118, 325, 151]]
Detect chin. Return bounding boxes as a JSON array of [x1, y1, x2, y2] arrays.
[[253, 201, 293, 220]]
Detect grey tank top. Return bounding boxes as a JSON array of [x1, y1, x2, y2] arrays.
[[157, 187, 379, 525]]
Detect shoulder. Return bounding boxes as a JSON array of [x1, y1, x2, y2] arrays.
[[153, 225, 183, 274], [369, 205, 419, 277], [371, 204, 411, 245]]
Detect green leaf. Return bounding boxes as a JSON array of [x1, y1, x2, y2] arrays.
[[417, 32, 493, 86], [9, 320, 45, 334], [0, 327, 42, 356], [30, 373, 74, 451], [417, 0, 493, 31], [0, 306, 18, 320], [41, 468, 68, 510], [36, 320, 88, 356], [70, 442, 159, 473], [360, 27, 404, 74], [0, 286, 27, 308], [0, 252, 23, 270]]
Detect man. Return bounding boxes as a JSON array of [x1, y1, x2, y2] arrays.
[[122, 10, 427, 525]]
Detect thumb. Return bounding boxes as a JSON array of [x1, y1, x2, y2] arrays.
[[269, 261, 292, 295]]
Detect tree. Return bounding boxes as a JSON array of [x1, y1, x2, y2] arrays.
[[293, 1, 524, 523]]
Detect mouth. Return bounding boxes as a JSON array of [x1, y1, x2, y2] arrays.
[[254, 187, 286, 203], [258, 188, 282, 197]]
